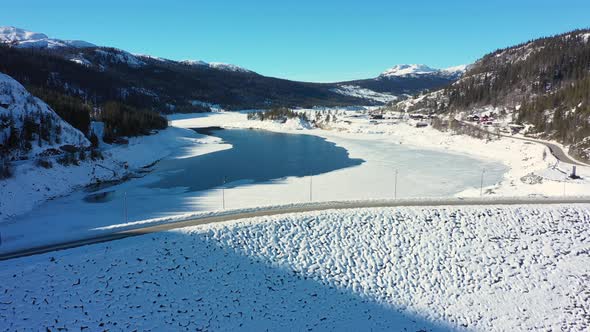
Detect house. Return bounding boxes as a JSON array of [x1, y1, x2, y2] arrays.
[[467, 114, 480, 122]]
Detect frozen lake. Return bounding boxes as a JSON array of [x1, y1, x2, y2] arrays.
[[148, 128, 364, 191], [0, 128, 507, 253]]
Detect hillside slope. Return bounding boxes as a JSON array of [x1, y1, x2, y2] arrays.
[[391, 29, 590, 161], [0, 73, 89, 161]]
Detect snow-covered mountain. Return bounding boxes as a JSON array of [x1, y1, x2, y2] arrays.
[[181, 60, 253, 73], [379, 64, 467, 79], [0, 26, 95, 49], [0, 73, 89, 159], [0, 26, 463, 110], [335, 64, 466, 103], [0, 26, 252, 73]]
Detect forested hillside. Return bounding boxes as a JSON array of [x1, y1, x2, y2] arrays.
[[392, 29, 590, 160], [0, 73, 90, 164], [0, 44, 366, 113]]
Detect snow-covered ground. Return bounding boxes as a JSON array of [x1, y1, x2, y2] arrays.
[[2, 204, 588, 331]]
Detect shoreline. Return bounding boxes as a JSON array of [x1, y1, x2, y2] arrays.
[[0, 126, 229, 224]]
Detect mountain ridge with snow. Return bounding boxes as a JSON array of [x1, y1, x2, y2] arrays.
[[0, 26, 465, 110], [0, 26, 95, 49], [181, 60, 253, 73], [380, 64, 467, 79], [0, 26, 253, 73]]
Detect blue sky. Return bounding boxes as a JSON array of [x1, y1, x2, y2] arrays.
[[1, 0, 589, 82]]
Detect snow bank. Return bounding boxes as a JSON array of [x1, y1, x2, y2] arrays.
[[2, 205, 588, 330]]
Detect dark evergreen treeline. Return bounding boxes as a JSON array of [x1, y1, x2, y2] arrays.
[[99, 101, 168, 142], [247, 107, 309, 122], [446, 29, 590, 112], [27, 86, 91, 135], [518, 76, 590, 143], [0, 111, 63, 156]]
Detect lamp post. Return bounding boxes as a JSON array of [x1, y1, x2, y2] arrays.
[[309, 173, 313, 202], [480, 169, 486, 197], [222, 176, 226, 210], [394, 169, 398, 200], [123, 192, 128, 223]]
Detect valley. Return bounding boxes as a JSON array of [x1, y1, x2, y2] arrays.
[[1, 15, 589, 331]]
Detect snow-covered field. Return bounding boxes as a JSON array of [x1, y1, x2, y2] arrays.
[[2, 204, 588, 331]]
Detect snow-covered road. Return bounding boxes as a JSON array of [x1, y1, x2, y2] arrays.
[[1, 205, 589, 331]]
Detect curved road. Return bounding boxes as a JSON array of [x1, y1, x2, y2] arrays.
[[459, 120, 588, 166], [2, 196, 590, 261], [514, 136, 586, 166]]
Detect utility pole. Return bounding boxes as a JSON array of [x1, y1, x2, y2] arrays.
[[222, 176, 226, 210], [480, 169, 486, 197], [394, 169, 398, 200], [309, 173, 313, 202], [123, 192, 128, 223]]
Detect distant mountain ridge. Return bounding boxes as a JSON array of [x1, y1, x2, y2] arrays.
[[379, 64, 467, 79], [180, 60, 253, 73], [0, 26, 464, 108], [0, 26, 95, 49]]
